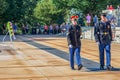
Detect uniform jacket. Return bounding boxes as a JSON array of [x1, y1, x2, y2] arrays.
[[67, 24, 82, 47], [94, 21, 112, 44]]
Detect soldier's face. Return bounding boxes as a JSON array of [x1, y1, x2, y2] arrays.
[[71, 19, 77, 25], [101, 16, 107, 22]]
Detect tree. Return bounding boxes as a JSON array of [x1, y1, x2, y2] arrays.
[[34, 0, 62, 25], [0, 0, 8, 15], [2, 0, 38, 25], [0, 0, 8, 23], [53, 0, 89, 23], [21, 0, 38, 25], [1, 0, 120, 27]]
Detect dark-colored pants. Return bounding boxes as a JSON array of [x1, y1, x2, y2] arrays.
[[99, 43, 111, 67], [69, 47, 81, 68]]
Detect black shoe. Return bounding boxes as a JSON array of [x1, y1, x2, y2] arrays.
[[100, 66, 104, 70], [107, 66, 113, 71], [71, 67, 75, 70], [78, 64, 83, 70]]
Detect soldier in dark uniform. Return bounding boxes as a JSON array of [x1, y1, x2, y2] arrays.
[[67, 15, 83, 70], [94, 13, 113, 70]]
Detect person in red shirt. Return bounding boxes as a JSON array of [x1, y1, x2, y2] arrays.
[[108, 5, 114, 10], [44, 25, 48, 34]]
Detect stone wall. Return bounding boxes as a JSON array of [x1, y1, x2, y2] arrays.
[[82, 27, 120, 43]]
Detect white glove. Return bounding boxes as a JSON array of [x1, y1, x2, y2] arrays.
[[97, 42, 100, 45], [69, 44, 73, 48], [80, 36, 83, 39]]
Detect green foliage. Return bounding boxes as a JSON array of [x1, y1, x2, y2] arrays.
[[0, 0, 8, 15], [0, 0, 120, 29], [20, 0, 38, 25], [1, 0, 38, 25], [34, 0, 62, 25], [0, 0, 8, 24]]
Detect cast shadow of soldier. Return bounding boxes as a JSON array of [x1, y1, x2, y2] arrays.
[[81, 58, 120, 72]]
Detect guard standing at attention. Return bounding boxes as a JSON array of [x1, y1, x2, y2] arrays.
[[67, 15, 83, 70], [94, 13, 113, 70]]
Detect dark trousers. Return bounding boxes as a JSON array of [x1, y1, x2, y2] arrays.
[[69, 46, 81, 68], [99, 43, 111, 67]]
